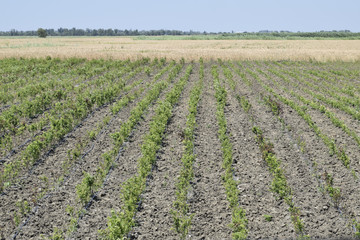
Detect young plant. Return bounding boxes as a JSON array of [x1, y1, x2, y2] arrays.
[[236, 95, 251, 112], [171, 59, 204, 239], [49, 227, 64, 240], [354, 220, 360, 238], [264, 215, 273, 222], [323, 172, 341, 207], [76, 172, 95, 205], [13, 199, 31, 226], [101, 64, 193, 239], [212, 65, 248, 239]]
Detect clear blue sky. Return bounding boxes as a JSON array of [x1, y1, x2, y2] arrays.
[[1, 0, 360, 32]]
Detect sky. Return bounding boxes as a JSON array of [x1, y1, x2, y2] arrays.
[[1, 0, 360, 32]]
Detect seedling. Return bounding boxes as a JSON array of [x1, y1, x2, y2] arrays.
[[323, 172, 341, 207], [144, 67, 151, 76], [13, 199, 31, 226], [264, 214, 273, 222], [353, 220, 360, 238], [338, 147, 350, 168], [16, 200, 30, 216], [236, 94, 251, 112], [76, 172, 95, 205], [88, 130, 96, 141], [50, 227, 64, 240]]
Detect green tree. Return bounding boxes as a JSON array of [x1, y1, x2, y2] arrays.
[[37, 28, 47, 38]]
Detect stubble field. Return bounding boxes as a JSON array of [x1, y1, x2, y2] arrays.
[[1, 37, 360, 61], [1, 56, 360, 239]]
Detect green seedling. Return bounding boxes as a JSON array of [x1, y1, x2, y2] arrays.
[[264, 214, 273, 222]]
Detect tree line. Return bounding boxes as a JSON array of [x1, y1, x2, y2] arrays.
[[1, 28, 360, 39], [1, 28, 204, 37]]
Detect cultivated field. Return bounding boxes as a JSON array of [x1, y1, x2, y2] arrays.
[[1, 57, 360, 239], [1, 37, 360, 61]]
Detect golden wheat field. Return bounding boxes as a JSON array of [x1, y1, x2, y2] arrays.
[[1, 37, 360, 61]]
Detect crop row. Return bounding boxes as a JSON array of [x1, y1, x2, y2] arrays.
[[7, 60, 169, 238], [0, 59, 146, 158], [258, 65, 359, 149], [0, 58, 155, 193], [221, 63, 307, 238], [267, 63, 360, 121], [211, 65, 248, 239], [100, 64, 192, 239], [50, 61, 183, 238], [247, 66, 352, 169], [2, 59, 360, 239], [234, 62, 360, 237], [171, 59, 204, 239]]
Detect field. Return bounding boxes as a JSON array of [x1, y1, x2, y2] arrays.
[[1, 37, 360, 61], [1, 57, 360, 239]]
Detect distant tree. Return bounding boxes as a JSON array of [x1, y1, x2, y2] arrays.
[[0, 28, 358, 38], [37, 28, 47, 38]]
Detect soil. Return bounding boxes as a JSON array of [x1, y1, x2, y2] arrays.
[[13, 64, 187, 239], [128, 64, 198, 240], [0, 65, 116, 162], [224, 85, 294, 239], [2, 60, 360, 240], [239, 62, 357, 238], [186, 64, 232, 239], [0, 66, 162, 238]]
